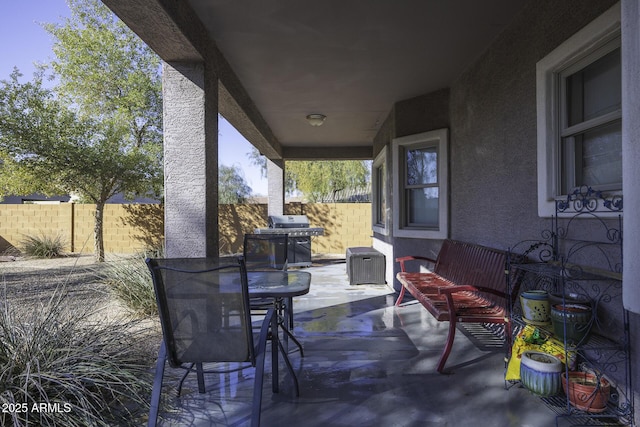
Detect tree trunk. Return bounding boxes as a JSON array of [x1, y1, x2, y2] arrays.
[[94, 202, 106, 262]]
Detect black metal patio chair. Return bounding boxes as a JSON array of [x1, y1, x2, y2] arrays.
[[243, 233, 294, 329], [145, 257, 273, 427]]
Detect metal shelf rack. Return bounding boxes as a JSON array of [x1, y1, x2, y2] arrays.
[[506, 187, 632, 426]]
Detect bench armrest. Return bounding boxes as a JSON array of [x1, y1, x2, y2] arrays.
[[395, 255, 437, 272]]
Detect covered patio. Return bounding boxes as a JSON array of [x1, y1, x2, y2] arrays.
[[156, 259, 575, 426], [100, 1, 640, 425]]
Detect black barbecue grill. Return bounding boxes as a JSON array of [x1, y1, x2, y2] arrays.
[[254, 215, 324, 267]]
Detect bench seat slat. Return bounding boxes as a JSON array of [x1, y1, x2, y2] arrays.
[[398, 272, 506, 320]]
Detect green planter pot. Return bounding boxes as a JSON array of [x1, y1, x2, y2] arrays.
[[550, 303, 592, 344]]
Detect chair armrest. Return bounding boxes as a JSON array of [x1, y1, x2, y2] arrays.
[[395, 255, 437, 272]]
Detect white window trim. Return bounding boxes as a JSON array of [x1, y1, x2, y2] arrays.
[[536, 2, 621, 217], [372, 146, 389, 236], [392, 128, 448, 239]]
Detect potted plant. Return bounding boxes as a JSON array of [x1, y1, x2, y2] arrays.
[[520, 350, 562, 396], [520, 290, 551, 325], [562, 371, 611, 413], [550, 303, 592, 344]]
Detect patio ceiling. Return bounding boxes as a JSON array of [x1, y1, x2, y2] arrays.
[[103, 0, 526, 160]]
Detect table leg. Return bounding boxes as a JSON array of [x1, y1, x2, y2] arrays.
[[276, 297, 304, 356], [270, 309, 279, 394], [270, 299, 300, 397]]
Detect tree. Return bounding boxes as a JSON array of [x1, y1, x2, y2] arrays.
[[219, 164, 252, 204], [0, 0, 162, 262], [248, 147, 370, 202], [45, 0, 162, 148], [287, 160, 369, 202]]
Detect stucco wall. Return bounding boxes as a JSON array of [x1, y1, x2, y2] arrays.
[[378, 0, 620, 275], [447, 0, 632, 414], [376, 89, 451, 291], [449, 0, 618, 250], [377, 0, 619, 256], [375, 0, 634, 419], [0, 203, 370, 257]]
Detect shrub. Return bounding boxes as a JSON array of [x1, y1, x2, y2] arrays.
[[0, 288, 152, 426], [20, 234, 66, 258], [100, 254, 157, 317]]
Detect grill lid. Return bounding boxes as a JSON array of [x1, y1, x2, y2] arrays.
[[268, 215, 309, 228]]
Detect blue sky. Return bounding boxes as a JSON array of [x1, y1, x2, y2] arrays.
[[0, 0, 268, 196]]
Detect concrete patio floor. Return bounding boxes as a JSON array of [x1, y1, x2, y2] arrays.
[[153, 258, 591, 427]]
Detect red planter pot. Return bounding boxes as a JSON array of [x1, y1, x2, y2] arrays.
[[561, 371, 611, 413]]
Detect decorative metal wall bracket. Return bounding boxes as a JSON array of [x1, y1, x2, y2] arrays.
[[556, 186, 623, 214]]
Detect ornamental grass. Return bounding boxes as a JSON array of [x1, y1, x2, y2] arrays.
[[20, 234, 66, 259], [98, 253, 157, 318], [0, 286, 152, 426]]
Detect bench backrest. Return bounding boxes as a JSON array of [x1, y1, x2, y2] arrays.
[[434, 240, 508, 306]]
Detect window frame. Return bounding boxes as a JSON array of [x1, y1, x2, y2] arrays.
[[372, 146, 389, 235], [536, 3, 621, 217], [559, 40, 621, 194], [392, 128, 448, 239]]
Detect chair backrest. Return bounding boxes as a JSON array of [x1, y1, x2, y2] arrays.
[[146, 257, 255, 367], [243, 233, 288, 271]]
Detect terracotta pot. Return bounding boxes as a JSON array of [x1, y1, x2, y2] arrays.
[[551, 303, 592, 344], [520, 351, 562, 396], [562, 371, 611, 413], [520, 290, 550, 325]]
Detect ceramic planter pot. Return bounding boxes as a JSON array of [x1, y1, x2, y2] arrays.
[[520, 350, 562, 396], [562, 371, 611, 413], [549, 293, 591, 308], [550, 303, 592, 344], [520, 290, 551, 325]]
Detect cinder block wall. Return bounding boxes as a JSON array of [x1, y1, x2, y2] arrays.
[[300, 203, 372, 254], [0, 204, 74, 252], [219, 203, 268, 254], [0, 204, 165, 255], [0, 203, 370, 256]]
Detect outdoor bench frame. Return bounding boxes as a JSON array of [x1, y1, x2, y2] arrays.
[[395, 239, 512, 373]]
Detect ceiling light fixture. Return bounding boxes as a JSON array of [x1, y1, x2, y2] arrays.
[[306, 114, 326, 127]]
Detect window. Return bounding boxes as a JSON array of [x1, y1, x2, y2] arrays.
[[560, 45, 621, 194], [372, 147, 388, 235], [537, 3, 621, 216], [392, 129, 448, 239]]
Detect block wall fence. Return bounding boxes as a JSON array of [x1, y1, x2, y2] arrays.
[[0, 202, 372, 256]]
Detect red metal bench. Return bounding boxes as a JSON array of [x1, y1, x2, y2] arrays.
[[395, 239, 511, 373]]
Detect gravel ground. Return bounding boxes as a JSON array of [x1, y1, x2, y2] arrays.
[[0, 254, 127, 312], [0, 253, 161, 356]]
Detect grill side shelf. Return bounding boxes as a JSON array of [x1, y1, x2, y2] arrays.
[[254, 228, 324, 236]]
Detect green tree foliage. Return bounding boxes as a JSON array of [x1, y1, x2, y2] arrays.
[[0, 0, 162, 262], [46, 0, 162, 148], [248, 147, 369, 202], [219, 164, 252, 204], [286, 160, 369, 202]]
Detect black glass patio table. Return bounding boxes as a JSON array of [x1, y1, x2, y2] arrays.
[[247, 270, 311, 394]]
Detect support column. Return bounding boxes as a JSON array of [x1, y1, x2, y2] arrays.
[[622, 0, 640, 314], [163, 62, 219, 257], [267, 158, 285, 216]]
